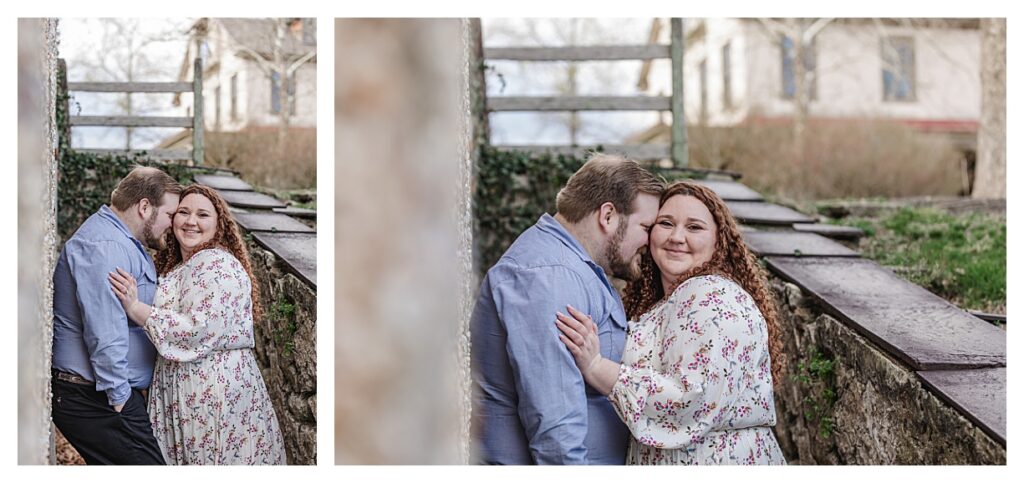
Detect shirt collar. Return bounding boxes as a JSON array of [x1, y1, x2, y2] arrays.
[[536, 213, 595, 265], [537, 213, 628, 327], [98, 205, 137, 240]]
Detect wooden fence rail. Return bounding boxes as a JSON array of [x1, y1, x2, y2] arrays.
[[483, 18, 687, 166], [62, 58, 204, 165]]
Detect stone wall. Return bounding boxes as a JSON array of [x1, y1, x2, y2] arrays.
[[247, 241, 317, 465], [769, 277, 1006, 464], [18, 17, 60, 465]]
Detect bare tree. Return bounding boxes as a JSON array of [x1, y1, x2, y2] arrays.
[[231, 18, 316, 159], [973, 18, 1006, 199], [66, 18, 189, 149], [758, 18, 834, 159]]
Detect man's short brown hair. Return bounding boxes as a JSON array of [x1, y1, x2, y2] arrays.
[[110, 166, 183, 211], [555, 153, 663, 223]]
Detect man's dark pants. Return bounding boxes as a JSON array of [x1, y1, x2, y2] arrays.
[[51, 375, 166, 465]]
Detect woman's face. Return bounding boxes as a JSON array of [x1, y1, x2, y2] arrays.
[[649, 194, 718, 289], [173, 193, 218, 255]]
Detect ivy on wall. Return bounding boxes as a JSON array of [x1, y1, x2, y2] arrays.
[[474, 146, 587, 274], [56, 88, 208, 244]]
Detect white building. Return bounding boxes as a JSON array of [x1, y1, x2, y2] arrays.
[[636, 18, 980, 150], [162, 17, 317, 147]]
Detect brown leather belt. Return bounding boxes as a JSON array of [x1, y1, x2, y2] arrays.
[[53, 369, 94, 387]]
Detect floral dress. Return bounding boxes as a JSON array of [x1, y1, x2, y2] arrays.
[[144, 247, 287, 465], [609, 275, 786, 465]]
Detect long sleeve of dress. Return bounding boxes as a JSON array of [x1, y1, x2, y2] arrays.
[[144, 248, 253, 362], [608, 275, 777, 450]]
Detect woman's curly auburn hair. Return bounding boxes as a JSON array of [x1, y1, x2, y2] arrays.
[[622, 180, 786, 381], [154, 184, 263, 323]]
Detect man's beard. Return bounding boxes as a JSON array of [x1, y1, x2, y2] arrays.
[[605, 220, 642, 281], [142, 211, 166, 251]]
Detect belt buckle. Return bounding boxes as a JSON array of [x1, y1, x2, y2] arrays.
[[55, 370, 93, 386]]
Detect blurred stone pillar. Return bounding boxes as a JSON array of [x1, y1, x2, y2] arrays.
[[335, 18, 470, 464], [18, 18, 60, 465]]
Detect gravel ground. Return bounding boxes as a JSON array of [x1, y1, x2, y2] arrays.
[[55, 429, 85, 465]]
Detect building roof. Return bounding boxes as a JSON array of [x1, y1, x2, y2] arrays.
[[217, 18, 317, 58]]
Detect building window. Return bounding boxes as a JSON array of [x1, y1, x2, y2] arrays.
[[699, 59, 708, 121], [722, 42, 732, 109], [214, 85, 221, 129], [882, 37, 915, 102], [781, 35, 817, 100], [230, 74, 238, 121], [271, 71, 296, 115]]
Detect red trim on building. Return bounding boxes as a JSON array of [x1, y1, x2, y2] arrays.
[[744, 116, 978, 134]]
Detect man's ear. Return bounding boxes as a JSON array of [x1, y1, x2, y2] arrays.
[[137, 198, 152, 219], [596, 202, 619, 235]]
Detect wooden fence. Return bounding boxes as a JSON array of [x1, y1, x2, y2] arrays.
[[60, 58, 204, 165], [483, 18, 688, 167]]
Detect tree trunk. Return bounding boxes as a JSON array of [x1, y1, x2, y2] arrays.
[[792, 20, 809, 163], [973, 18, 1006, 199]]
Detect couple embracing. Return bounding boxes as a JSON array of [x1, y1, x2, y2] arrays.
[[471, 154, 787, 465], [51, 167, 286, 465]]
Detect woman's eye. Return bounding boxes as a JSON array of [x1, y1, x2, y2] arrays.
[[658, 221, 673, 227]]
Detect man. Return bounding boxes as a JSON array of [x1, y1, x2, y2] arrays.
[[51, 166, 182, 465], [471, 153, 663, 464]]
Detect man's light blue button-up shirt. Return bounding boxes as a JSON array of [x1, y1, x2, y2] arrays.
[[52, 205, 158, 406], [471, 214, 630, 465]]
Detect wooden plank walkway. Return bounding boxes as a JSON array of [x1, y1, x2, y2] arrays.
[[725, 201, 816, 225], [765, 256, 1005, 370], [194, 174, 253, 191], [192, 173, 316, 289], [252, 232, 317, 287], [693, 179, 763, 201], [744, 231, 859, 258], [792, 222, 865, 241], [218, 190, 288, 209], [917, 368, 1005, 446], [234, 212, 315, 234]]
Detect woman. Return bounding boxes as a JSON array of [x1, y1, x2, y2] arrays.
[[556, 180, 786, 465], [108, 184, 287, 465]]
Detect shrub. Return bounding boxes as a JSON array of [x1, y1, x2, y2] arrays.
[[687, 118, 964, 202]]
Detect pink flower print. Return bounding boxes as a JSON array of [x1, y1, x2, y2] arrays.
[[721, 338, 739, 359], [682, 317, 703, 336], [736, 405, 752, 418], [677, 293, 697, 312], [687, 343, 713, 370], [693, 401, 717, 420], [738, 343, 755, 364]]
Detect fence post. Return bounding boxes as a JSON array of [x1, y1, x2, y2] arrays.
[[192, 58, 204, 166], [670, 18, 687, 168]]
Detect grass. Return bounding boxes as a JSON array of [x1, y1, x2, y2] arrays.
[[837, 207, 1006, 314]]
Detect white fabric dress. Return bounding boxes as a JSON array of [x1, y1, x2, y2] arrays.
[[144, 247, 287, 465], [609, 275, 786, 465]]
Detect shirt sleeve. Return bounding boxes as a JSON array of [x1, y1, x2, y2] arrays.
[[65, 239, 133, 406], [608, 276, 769, 449], [143, 249, 250, 363], [491, 265, 594, 465]]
